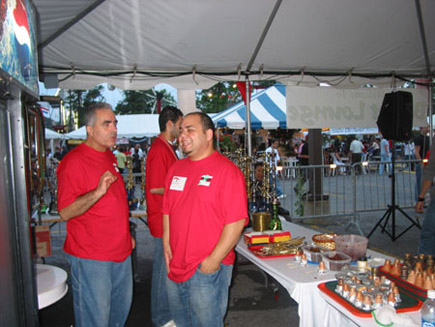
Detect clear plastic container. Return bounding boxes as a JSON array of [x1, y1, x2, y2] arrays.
[[334, 234, 368, 262], [302, 244, 326, 263], [422, 290, 435, 327], [321, 251, 351, 271]]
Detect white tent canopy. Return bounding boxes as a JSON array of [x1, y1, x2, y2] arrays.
[[65, 114, 160, 139], [35, 0, 434, 91]]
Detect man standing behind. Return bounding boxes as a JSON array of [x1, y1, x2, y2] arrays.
[[115, 146, 127, 174], [379, 135, 392, 175], [57, 103, 133, 327], [415, 139, 435, 255], [349, 136, 365, 174], [162, 113, 248, 327], [414, 126, 430, 202], [146, 106, 183, 327]]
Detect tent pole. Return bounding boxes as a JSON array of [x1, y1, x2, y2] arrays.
[[245, 77, 252, 156], [429, 85, 433, 145]]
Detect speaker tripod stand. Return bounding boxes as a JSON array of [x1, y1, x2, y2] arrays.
[[367, 148, 421, 241]]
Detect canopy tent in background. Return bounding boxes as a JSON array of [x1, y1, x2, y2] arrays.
[[65, 114, 160, 139], [212, 84, 286, 129], [44, 128, 64, 139]]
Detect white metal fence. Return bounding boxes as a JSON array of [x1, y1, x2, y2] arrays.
[[279, 159, 420, 227]]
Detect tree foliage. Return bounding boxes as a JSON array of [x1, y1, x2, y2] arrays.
[[196, 82, 241, 113], [115, 89, 176, 115], [63, 85, 105, 129], [196, 80, 277, 113]]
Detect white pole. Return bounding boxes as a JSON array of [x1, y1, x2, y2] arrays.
[[245, 77, 252, 156]]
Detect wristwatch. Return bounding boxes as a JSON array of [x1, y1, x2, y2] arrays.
[[417, 196, 425, 202]]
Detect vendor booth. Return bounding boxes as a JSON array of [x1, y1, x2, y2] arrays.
[[212, 84, 287, 129], [1, 0, 433, 326]]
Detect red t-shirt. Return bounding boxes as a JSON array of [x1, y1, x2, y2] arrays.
[[57, 143, 132, 262], [145, 136, 178, 237], [162, 151, 248, 282]]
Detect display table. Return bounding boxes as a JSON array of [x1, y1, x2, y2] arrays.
[[36, 264, 68, 309], [235, 220, 421, 326]]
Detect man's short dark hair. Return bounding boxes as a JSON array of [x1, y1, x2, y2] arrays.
[[185, 112, 216, 147], [159, 106, 183, 132], [84, 102, 113, 126]]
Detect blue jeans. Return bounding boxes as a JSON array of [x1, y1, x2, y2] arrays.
[[415, 163, 423, 202], [166, 264, 233, 327], [379, 153, 392, 175], [419, 198, 435, 255], [67, 254, 133, 327], [151, 237, 172, 327]]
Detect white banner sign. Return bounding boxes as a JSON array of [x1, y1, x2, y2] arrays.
[[286, 86, 428, 129]]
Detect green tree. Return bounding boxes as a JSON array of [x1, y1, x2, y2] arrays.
[[196, 82, 241, 113], [196, 80, 277, 113], [63, 85, 105, 129], [115, 89, 175, 115]]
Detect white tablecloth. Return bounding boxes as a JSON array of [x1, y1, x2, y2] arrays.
[[36, 264, 68, 309], [236, 220, 421, 326]]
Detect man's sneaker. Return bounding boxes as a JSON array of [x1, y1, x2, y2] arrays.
[[162, 320, 176, 327]]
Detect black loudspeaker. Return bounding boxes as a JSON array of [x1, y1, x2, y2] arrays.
[[376, 91, 413, 141]]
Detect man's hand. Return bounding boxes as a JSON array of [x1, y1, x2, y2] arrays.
[[96, 171, 118, 197], [131, 236, 136, 249], [163, 242, 172, 273], [199, 256, 220, 274], [415, 201, 425, 213], [162, 214, 172, 273]]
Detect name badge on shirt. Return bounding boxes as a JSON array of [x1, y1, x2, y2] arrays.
[[170, 176, 187, 191]]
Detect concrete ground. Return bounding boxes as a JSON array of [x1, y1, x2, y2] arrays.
[[38, 178, 423, 327]]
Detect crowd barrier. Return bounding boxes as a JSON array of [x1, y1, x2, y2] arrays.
[[279, 159, 421, 232]]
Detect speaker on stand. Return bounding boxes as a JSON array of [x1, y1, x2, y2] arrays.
[[367, 91, 421, 241]]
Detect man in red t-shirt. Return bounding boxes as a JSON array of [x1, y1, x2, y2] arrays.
[[162, 112, 248, 326], [57, 103, 133, 327], [145, 106, 183, 327]]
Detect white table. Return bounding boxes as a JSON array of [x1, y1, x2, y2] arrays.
[[236, 220, 421, 326], [36, 264, 68, 309]]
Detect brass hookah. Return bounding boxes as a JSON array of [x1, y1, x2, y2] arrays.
[[256, 152, 273, 208], [222, 149, 280, 230], [125, 155, 137, 209], [241, 154, 252, 201], [49, 160, 59, 215], [139, 157, 146, 210], [126, 155, 134, 190], [222, 149, 278, 213]]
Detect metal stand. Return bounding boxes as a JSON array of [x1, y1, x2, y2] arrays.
[[367, 147, 421, 241]]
